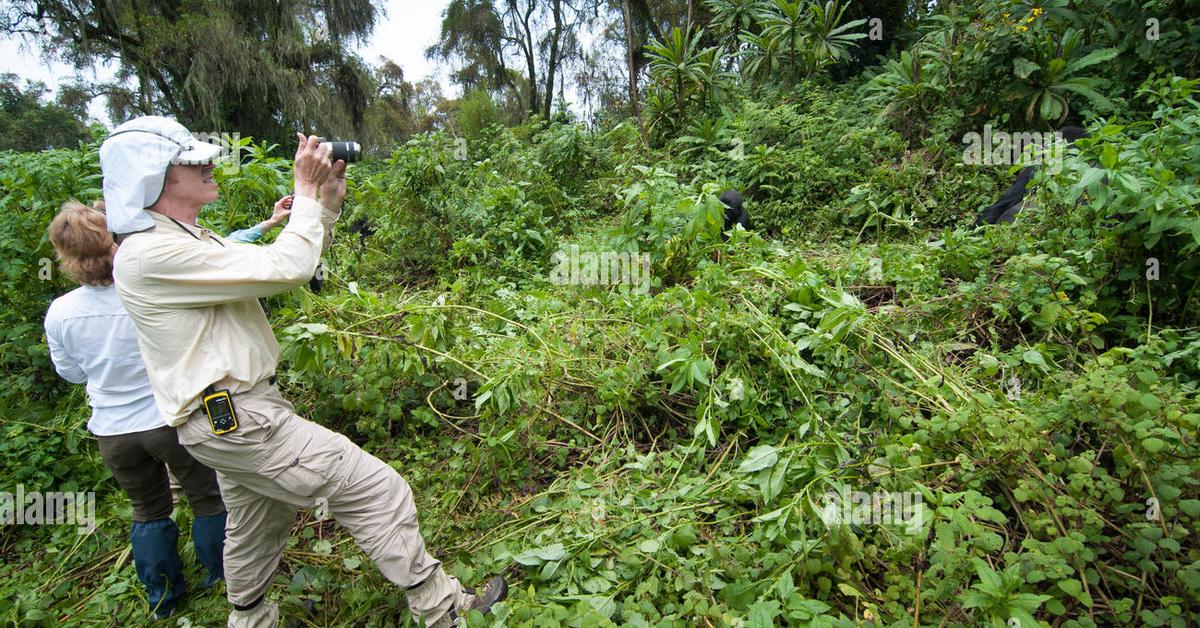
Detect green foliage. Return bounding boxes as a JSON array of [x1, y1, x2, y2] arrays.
[[0, 75, 93, 152], [456, 90, 503, 140], [1013, 28, 1119, 123], [756, 0, 866, 78], [207, 139, 294, 235], [0, 145, 100, 404], [4, 0, 383, 145], [1028, 96, 1200, 326], [644, 27, 727, 137], [860, 48, 948, 140], [2, 2, 1199, 626], [860, 0, 1199, 143]]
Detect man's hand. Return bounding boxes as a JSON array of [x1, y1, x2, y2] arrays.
[[318, 160, 347, 213], [264, 195, 293, 229], [294, 133, 332, 199]]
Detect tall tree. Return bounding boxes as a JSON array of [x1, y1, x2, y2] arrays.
[[502, 0, 541, 117], [427, 0, 511, 93], [543, 0, 566, 118], [432, 0, 599, 121], [621, 0, 643, 125], [2, 0, 381, 144], [0, 75, 93, 151]]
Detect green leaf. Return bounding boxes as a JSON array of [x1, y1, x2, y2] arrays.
[[1022, 349, 1047, 367], [1058, 578, 1083, 598], [1013, 57, 1039, 79], [737, 445, 779, 473], [582, 575, 612, 593], [776, 569, 796, 601], [961, 592, 990, 609], [638, 539, 662, 554], [1009, 592, 1052, 611], [1007, 608, 1040, 627], [762, 454, 790, 504], [1100, 143, 1118, 169], [747, 600, 781, 627], [837, 583, 863, 598], [1065, 47, 1120, 73], [973, 558, 1003, 592], [513, 543, 566, 566]]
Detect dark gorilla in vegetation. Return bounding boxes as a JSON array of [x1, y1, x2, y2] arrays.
[[719, 190, 751, 241], [348, 217, 376, 249], [310, 218, 374, 293], [974, 125, 1088, 226]]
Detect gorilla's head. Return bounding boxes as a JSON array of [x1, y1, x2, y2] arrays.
[[1059, 125, 1088, 143], [719, 189, 744, 210]]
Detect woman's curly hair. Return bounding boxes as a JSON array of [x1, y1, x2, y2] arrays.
[[48, 200, 117, 286]]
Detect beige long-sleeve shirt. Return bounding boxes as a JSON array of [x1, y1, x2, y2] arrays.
[[113, 195, 337, 426]]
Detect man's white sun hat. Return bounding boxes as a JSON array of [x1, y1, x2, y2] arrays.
[[99, 116, 224, 234]]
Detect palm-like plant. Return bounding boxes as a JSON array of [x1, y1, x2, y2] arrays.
[[1014, 28, 1119, 123], [704, 0, 766, 54], [645, 27, 720, 125], [756, 0, 808, 77], [750, 0, 865, 81], [804, 0, 867, 69], [859, 49, 946, 139], [739, 30, 785, 81]]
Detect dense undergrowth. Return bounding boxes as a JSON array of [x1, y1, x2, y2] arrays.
[[2, 2, 1199, 626]]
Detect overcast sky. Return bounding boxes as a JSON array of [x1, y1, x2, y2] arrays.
[[0, 0, 455, 125]]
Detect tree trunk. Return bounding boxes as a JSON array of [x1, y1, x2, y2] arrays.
[[621, 0, 642, 131], [502, 0, 539, 119], [542, 0, 564, 119], [521, 1, 538, 118], [630, 0, 664, 45]]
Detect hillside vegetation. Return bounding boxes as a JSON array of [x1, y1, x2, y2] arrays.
[[1, 1, 1198, 626]]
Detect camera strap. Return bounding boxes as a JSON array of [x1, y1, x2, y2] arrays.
[[168, 216, 226, 247]]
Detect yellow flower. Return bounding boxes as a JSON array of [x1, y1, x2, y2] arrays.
[[1032, 7, 1045, 16], [1017, 25, 1029, 32]]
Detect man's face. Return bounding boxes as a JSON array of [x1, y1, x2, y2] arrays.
[[161, 164, 219, 207]]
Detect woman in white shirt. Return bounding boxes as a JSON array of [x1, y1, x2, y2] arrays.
[[44, 201, 226, 620]]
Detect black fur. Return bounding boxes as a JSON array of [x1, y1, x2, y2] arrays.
[[719, 190, 751, 240], [974, 126, 1088, 226]]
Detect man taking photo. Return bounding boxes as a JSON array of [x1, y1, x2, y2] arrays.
[[101, 116, 505, 628]]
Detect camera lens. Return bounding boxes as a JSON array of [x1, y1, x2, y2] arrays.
[[322, 141, 361, 163]]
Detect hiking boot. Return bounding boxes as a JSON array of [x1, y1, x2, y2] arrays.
[[432, 575, 508, 627], [463, 575, 508, 615]]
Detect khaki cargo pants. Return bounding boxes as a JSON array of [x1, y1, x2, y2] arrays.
[[177, 380, 469, 627]]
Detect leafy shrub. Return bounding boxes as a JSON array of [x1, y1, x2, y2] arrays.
[[0, 146, 100, 404]]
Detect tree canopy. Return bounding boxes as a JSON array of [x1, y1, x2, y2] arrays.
[[2, 0, 384, 144], [0, 74, 93, 151]]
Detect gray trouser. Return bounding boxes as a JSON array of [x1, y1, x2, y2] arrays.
[[95, 425, 225, 521], [176, 380, 468, 626]]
